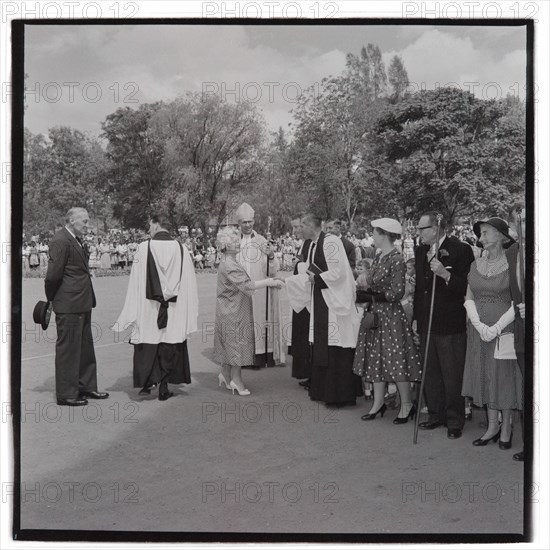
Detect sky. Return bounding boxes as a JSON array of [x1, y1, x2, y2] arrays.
[[23, 23, 528, 139]]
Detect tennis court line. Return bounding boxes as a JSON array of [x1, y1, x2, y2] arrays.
[[21, 341, 128, 362]]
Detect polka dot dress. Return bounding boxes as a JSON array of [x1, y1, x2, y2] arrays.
[[352, 249, 422, 383]]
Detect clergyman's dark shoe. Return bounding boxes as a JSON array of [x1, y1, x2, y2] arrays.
[[325, 400, 355, 409], [57, 397, 88, 406], [139, 384, 157, 396], [79, 391, 109, 399], [419, 420, 442, 430], [447, 428, 462, 439], [299, 379, 311, 388], [159, 391, 174, 401], [513, 450, 524, 462]]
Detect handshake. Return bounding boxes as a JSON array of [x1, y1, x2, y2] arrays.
[[268, 277, 286, 289]]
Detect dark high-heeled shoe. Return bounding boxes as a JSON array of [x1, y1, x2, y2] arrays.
[[499, 431, 513, 450], [361, 403, 386, 421], [472, 428, 501, 446], [393, 403, 417, 424]]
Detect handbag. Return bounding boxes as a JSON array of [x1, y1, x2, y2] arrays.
[[362, 294, 379, 330], [494, 332, 517, 360]]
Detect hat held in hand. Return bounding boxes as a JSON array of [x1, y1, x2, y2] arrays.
[[33, 300, 52, 330]]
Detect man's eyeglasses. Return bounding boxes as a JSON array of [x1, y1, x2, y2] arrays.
[[416, 225, 435, 231]]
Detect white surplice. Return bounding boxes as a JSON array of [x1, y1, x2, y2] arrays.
[[236, 231, 284, 362], [113, 239, 199, 344], [286, 234, 361, 348]]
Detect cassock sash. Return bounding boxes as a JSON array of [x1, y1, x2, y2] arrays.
[[146, 232, 184, 329]]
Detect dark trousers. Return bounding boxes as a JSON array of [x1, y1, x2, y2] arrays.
[[55, 311, 98, 399], [422, 331, 467, 430], [517, 352, 525, 445]]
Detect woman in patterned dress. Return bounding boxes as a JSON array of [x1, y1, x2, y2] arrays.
[[353, 218, 422, 423], [462, 218, 522, 449], [213, 227, 284, 396]]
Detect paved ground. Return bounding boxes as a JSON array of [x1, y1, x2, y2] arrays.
[[18, 274, 524, 535]]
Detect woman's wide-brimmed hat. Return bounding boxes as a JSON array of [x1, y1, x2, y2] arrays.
[[473, 217, 515, 244]]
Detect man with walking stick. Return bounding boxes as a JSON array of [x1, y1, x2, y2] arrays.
[[507, 204, 526, 461], [412, 212, 474, 440]]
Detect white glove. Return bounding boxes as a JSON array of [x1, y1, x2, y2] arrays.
[[269, 278, 284, 289], [254, 278, 272, 290], [481, 324, 499, 342], [255, 278, 283, 290], [491, 305, 516, 335], [464, 299, 489, 337]]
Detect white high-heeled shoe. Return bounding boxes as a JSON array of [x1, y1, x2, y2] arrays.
[[229, 380, 251, 396], [218, 373, 231, 390]]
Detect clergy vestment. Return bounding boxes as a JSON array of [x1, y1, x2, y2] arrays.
[[113, 231, 199, 389], [286, 232, 362, 405], [288, 238, 313, 379], [237, 231, 284, 366]]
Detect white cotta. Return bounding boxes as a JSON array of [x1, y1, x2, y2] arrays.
[[286, 234, 361, 348], [237, 231, 284, 361], [112, 240, 199, 344]]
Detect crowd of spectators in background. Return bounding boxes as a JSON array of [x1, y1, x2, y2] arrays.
[[22, 222, 482, 277]]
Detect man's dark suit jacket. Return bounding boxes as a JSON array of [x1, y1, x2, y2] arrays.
[[340, 236, 356, 269], [506, 243, 525, 355], [45, 227, 96, 313], [413, 235, 474, 335]]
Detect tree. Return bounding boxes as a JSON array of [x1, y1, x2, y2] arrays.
[[147, 93, 266, 233], [388, 55, 409, 100], [101, 103, 165, 229], [374, 88, 526, 223], [288, 44, 403, 224], [23, 127, 110, 236]]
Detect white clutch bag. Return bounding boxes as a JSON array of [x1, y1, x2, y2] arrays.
[[494, 332, 517, 360]]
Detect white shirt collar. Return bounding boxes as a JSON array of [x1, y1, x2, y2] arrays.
[[65, 226, 81, 244]]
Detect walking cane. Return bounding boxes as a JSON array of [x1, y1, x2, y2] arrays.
[[414, 213, 443, 444], [516, 208, 525, 302], [265, 216, 272, 368]]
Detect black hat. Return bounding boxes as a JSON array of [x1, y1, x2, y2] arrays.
[[33, 300, 52, 330], [473, 217, 515, 245]]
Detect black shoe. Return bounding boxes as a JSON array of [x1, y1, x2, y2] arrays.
[[513, 450, 524, 462], [57, 397, 88, 406], [472, 428, 501, 446], [499, 431, 513, 450], [79, 391, 109, 399], [393, 403, 417, 424], [326, 400, 355, 409], [299, 379, 311, 388], [419, 420, 442, 430], [465, 410, 473, 421], [139, 383, 157, 396], [361, 403, 387, 420], [447, 428, 462, 439], [159, 391, 174, 401]]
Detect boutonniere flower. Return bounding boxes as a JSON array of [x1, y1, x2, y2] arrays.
[[439, 249, 450, 258]]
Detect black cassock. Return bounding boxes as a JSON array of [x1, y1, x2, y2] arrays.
[[307, 232, 362, 405], [132, 231, 191, 388], [288, 238, 313, 379]]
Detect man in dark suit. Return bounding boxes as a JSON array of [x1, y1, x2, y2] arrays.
[[45, 207, 109, 406], [413, 212, 474, 439], [326, 220, 356, 270], [507, 204, 526, 462]]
